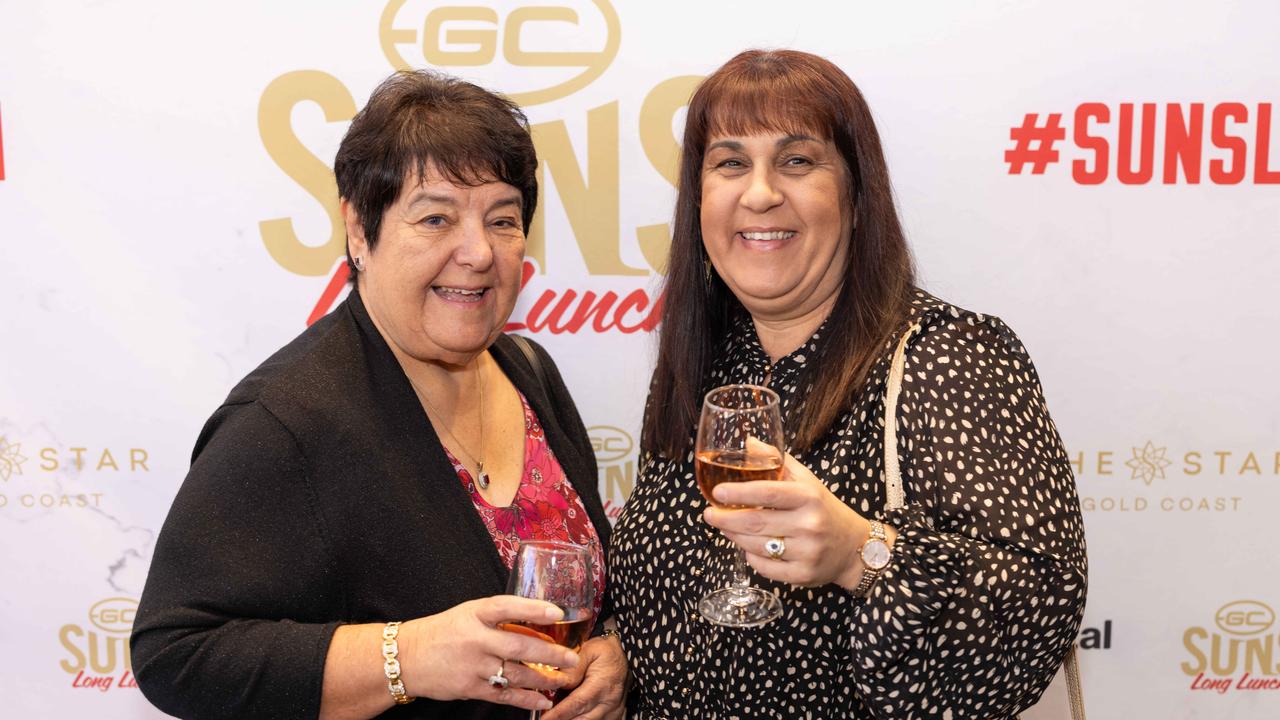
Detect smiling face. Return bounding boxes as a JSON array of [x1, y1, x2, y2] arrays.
[[700, 131, 853, 324], [344, 165, 526, 366]]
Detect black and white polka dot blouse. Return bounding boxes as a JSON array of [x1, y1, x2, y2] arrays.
[[609, 290, 1088, 719]]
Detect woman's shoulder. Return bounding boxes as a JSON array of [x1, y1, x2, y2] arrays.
[[191, 300, 413, 470], [213, 303, 367, 429], [903, 289, 1032, 363]]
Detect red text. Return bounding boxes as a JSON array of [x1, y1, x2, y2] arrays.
[[1071, 102, 1280, 184]]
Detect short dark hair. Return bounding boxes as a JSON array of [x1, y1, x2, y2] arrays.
[[334, 70, 538, 278], [643, 49, 917, 458]]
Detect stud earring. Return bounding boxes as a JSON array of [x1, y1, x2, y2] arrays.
[[353, 256, 365, 272]]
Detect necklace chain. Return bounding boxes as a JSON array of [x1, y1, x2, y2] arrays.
[[408, 360, 490, 489]]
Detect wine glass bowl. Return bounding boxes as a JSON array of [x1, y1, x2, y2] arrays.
[[695, 445, 784, 509], [502, 540, 595, 718], [695, 384, 786, 627]]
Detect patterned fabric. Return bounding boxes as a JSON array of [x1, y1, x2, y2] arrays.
[[449, 392, 606, 619], [610, 290, 1088, 719]]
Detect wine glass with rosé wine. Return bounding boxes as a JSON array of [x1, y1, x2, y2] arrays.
[[695, 383, 786, 627], [501, 540, 595, 720]]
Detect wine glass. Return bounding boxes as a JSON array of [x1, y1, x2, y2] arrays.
[[502, 540, 595, 720], [696, 383, 785, 627]]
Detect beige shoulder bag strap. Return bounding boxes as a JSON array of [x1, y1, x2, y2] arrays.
[[881, 324, 919, 513], [879, 323, 1085, 720]]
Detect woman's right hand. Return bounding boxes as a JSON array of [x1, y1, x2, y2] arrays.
[[400, 595, 580, 711]]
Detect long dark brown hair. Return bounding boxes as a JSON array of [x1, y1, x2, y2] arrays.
[[643, 49, 917, 459]]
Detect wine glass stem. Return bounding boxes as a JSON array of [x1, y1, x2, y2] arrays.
[[731, 547, 751, 590], [530, 711, 541, 720]]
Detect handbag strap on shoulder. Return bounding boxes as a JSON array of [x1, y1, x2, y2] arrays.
[[509, 334, 548, 391], [882, 323, 920, 512]]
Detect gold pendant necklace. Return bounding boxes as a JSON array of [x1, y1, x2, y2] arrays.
[[409, 361, 489, 489]]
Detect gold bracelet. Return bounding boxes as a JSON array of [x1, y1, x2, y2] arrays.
[[382, 622, 415, 705]]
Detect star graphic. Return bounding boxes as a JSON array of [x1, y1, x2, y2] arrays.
[[1125, 441, 1172, 486], [0, 435, 28, 481]]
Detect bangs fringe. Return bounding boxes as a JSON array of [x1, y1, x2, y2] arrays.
[[699, 63, 838, 142]]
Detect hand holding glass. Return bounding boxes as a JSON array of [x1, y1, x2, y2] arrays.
[[696, 383, 785, 627]]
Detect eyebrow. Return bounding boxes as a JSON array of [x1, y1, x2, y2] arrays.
[[707, 139, 744, 153], [406, 192, 458, 209], [488, 196, 524, 212], [777, 133, 821, 147], [706, 133, 822, 153]]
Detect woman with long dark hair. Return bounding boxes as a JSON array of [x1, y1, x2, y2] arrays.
[[609, 49, 1087, 718]]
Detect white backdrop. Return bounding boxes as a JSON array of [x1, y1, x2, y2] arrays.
[[2, 1, 1279, 717]]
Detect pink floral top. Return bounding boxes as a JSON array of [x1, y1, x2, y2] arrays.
[[446, 392, 605, 618]]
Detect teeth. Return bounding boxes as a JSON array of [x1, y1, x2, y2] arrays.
[[741, 231, 796, 241], [438, 287, 484, 297]]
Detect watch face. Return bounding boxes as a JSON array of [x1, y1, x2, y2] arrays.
[[861, 540, 891, 570]]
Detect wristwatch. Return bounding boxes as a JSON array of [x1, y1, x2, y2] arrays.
[[851, 520, 892, 597]]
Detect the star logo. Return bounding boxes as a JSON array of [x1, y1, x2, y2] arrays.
[[1126, 441, 1172, 485], [0, 435, 28, 481]]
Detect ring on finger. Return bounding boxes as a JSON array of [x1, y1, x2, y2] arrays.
[[487, 660, 509, 689], [764, 536, 786, 561]]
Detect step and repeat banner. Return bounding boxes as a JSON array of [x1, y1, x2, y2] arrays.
[[1, 1, 1277, 717]]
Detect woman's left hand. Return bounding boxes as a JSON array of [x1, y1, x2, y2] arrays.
[[704, 450, 880, 590], [540, 632, 627, 720]]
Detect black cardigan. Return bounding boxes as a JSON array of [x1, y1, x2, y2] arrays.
[[131, 290, 609, 720]]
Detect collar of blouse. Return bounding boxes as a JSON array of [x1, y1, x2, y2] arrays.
[[719, 311, 828, 402]]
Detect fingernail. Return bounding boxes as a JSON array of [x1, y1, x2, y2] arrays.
[[538, 698, 553, 710], [564, 653, 579, 668], [545, 605, 564, 621]]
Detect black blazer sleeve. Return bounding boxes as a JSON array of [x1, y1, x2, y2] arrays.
[[131, 401, 342, 720]]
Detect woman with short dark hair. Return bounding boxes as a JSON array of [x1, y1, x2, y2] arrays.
[[610, 49, 1087, 718], [132, 70, 626, 720]]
